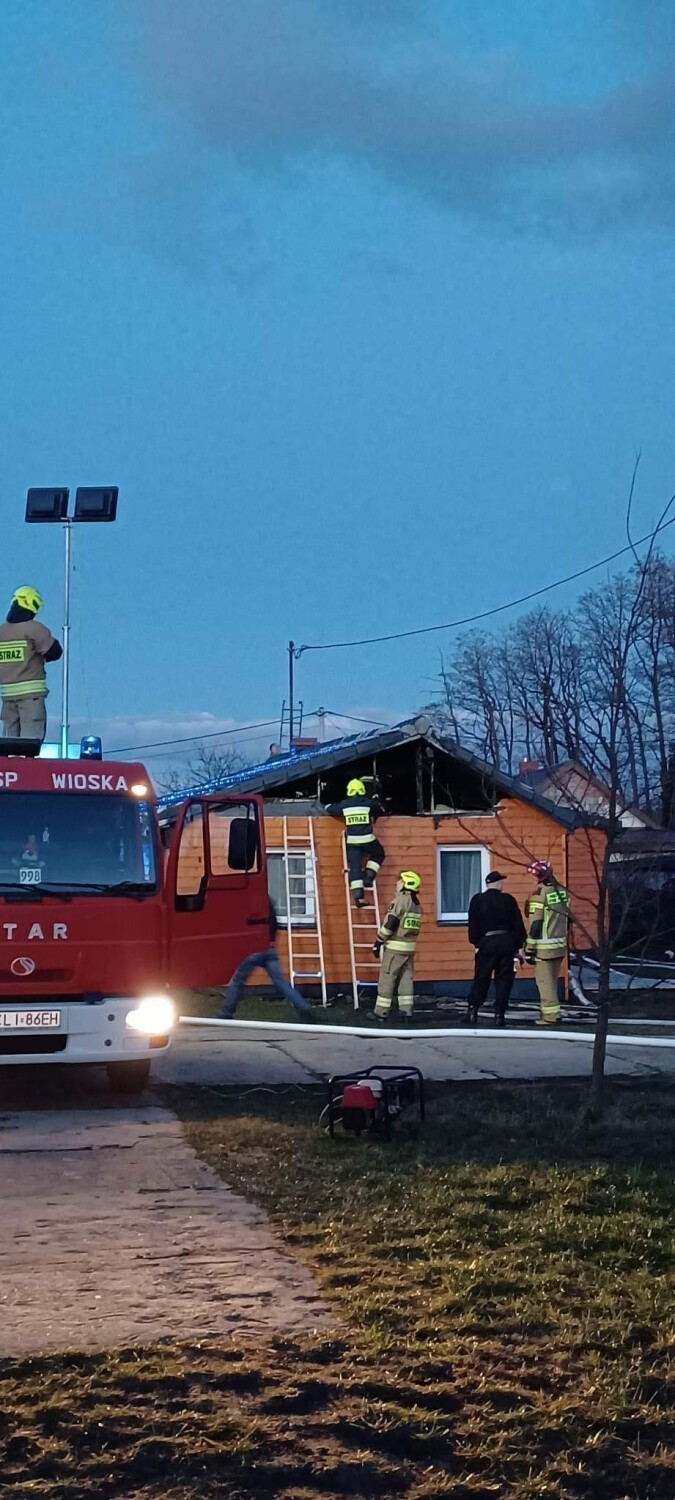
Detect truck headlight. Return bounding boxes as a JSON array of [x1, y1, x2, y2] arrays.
[[126, 996, 175, 1035]]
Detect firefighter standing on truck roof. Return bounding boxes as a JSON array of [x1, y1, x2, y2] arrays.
[[524, 860, 571, 1026], [0, 588, 62, 743], [373, 871, 422, 1022], [327, 778, 385, 907]]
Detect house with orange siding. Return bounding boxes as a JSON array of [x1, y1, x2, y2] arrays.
[[158, 718, 604, 1003]]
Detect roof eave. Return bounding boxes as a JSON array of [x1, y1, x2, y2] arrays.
[[157, 717, 605, 831]]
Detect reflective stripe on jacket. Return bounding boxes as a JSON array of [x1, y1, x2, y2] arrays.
[[0, 621, 54, 700], [525, 882, 570, 960], [1, 678, 47, 700], [328, 795, 380, 844], [378, 891, 422, 954]]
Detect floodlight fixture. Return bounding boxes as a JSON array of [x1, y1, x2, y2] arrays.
[[25, 488, 69, 523], [73, 487, 118, 523]]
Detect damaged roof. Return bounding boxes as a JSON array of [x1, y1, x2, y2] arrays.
[[157, 716, 601, 830]]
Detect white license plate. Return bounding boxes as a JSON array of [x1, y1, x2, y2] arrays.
[[0, 1010, 62, 1030]]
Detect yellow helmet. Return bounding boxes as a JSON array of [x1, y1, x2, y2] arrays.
[[12, 586, 42, 615], [347, 778, 366, 798], [400, 870, 421, 893]]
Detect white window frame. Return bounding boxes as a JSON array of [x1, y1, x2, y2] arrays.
[[267, 849, 316, 927], [437, 844, 490, 923]]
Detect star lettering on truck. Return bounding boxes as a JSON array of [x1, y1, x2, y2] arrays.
[[2, 924, 68, 940]]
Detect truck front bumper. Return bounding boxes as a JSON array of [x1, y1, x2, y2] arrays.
[[0, 998, 173, 1066]]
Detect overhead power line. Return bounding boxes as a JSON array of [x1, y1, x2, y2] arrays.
[[296, 514, 675, 655], [112, 716, 285, 756], [324, 709, 391, 727], [125, 728, 289, 765], [111, 707, 393, 758]]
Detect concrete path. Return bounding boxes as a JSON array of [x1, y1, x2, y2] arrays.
[[0, 1104, 329, 1357], [160, 1020, 675, 1088]]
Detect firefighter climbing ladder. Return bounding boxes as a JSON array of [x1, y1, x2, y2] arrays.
[[343, 833, 381, 1010], [282, 816, 327, 1006]]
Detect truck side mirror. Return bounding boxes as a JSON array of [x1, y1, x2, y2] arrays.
[[228, 816, 259, 872]]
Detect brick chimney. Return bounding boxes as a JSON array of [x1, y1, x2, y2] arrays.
[[519, 758, 543, 778]]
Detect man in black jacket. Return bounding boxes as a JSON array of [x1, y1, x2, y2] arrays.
[[466, 871, 526, 1027]]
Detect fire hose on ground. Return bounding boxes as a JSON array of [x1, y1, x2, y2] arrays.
[[179, 1015, 675, 1049]]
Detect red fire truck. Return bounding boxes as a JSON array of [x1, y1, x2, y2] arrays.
[[0, 741, 267, 1092]]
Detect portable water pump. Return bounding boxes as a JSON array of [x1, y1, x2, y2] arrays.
[[326, 1065, 425, 1139]]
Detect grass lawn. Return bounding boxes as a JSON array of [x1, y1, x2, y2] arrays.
[[178, 987, 376, 1025], [177, 987, 675, 1028], [2, 1080, 675, 1497], [177, 990, 537, 1030], [178, 988, 401, 1028]]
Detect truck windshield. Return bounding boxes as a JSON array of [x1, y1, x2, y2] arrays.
[[0, 794, 158, 893]]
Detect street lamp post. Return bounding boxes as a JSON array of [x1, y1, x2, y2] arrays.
[[25, 487, 119, 757], [61, 516, 73, 757]]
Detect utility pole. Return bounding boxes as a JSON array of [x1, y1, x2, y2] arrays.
[[288, 640, 295, 748], [61, 519, 73, 757]]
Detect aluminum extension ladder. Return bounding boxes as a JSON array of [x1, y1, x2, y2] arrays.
[[342, 833, 382, 1010], [282, 817, 328, 1006]]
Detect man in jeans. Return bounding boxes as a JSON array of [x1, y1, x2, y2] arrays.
[[221, 898, 313, 1019]]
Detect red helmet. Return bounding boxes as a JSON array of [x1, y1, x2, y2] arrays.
[[528, 859, 552, 880]]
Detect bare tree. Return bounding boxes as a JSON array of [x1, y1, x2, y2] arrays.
[[427, 487, 675, 1118], [159, 743, 245, 794], [430, 556, 675, 821]]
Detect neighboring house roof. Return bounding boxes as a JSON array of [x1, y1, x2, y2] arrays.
[[158, 715, 602, 830], [613, 829, 675, 858], [518, 759, 655, 828]]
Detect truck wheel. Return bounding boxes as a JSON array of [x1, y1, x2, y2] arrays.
[[106, 1060, 151, 1094]]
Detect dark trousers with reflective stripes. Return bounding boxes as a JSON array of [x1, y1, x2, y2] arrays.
[[346, 838, 384, 896], [469, 934, 517, 1018]]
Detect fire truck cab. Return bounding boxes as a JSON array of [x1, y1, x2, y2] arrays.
[[0, 740, 267, 1092]]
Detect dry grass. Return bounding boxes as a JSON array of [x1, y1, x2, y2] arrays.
[[2, 1079, 675, 1497]]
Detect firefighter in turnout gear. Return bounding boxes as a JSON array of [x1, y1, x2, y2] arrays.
[[327, 778, 385, 906], [0, 588, 62, 743], [524, 860, 571, 1025], [373, 871, 422, 1021]]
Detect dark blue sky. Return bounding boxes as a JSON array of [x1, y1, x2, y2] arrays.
[[2, 0, 675, 767]]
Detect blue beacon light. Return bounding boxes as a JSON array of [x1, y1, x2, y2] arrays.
[[80, 736, 103, 761]]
